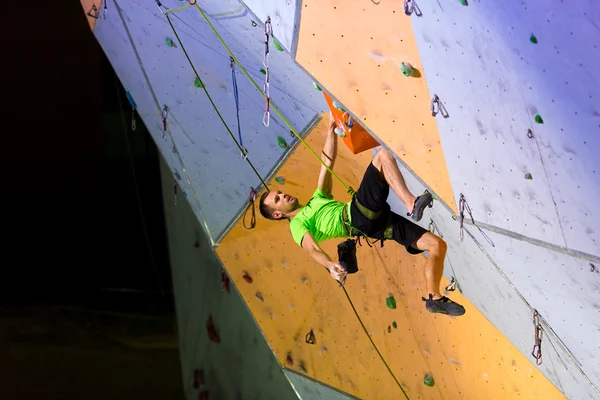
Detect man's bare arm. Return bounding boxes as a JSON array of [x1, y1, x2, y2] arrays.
[[301, 232, 347, 282], [317, 116, 338, 195]]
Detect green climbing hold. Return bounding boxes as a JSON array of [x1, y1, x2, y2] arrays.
[[165, 37, 176, 48], [194, 77, 204, 88], [458, 0, 467, 5], [386, 296, 397, 309], [275, 176, 285, 185], [313, 82, 322, 91], [400, 62, 414, 77], [534, 114, 544, 124], [260, 68, 267, 75], [392, 321, 398, 329], [525, 172, 533, 180], [424, 373, 435, 387], [273, 39, 284, 52], [277, 136, 288, 149], [530, 34, 538, 44], [332, 100, 346, 112]]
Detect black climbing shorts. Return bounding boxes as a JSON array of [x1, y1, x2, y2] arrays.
[[350, 163, 428, 255]]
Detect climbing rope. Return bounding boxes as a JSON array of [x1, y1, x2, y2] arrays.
[[230, 57, 248, 159], [262, 16, 273, 127], [114, 0, 215, 246], [161, 8, 270, 194], [125, 91, 137, 131], [161, 105, 169, 138], [243, 188, 257, 229], [166, 3, 355, 197]]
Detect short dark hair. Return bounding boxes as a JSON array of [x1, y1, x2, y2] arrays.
[[259, 191, 277, 220]]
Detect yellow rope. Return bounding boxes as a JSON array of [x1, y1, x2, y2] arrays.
[[185, 4, 355, 197]]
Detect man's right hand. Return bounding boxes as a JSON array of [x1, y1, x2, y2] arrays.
[[328, 262, 347, 285]]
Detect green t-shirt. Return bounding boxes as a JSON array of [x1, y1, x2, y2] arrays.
[[289, 189, 352, 246]]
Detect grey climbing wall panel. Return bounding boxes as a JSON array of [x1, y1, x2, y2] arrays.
[[409, 0, 600, 255], [159, 156, 299, 400], [94, 0, 324, 243], [382, 148, 600, 400], [238, 0, 300, 53], [284, 369, 359, 400]]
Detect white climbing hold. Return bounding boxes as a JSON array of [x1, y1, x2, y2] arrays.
[[334, 127, 347, 137]]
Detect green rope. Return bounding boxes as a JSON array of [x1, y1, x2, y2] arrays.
[[164, 13, 270, 192], [187, 4, 355, 197]]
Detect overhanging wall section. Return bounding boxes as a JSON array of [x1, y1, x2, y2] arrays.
[[159, 155, 299, 400], [93, 0, 324, 243]]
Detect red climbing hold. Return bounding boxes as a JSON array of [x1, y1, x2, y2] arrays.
[[198, 390, 209, 400], [242, 272, 253, 284], [221, 270, 231, 293], [192, 368, 204, 389], [206, 315, 220, 343], [286, 354, 294, 366]]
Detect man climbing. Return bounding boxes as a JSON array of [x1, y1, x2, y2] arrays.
[[258, 115, 465, 317]]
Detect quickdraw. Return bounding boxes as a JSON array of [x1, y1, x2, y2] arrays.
[[230, 57, 248, 159], [531, 310, 543, 365], [342, 112, 355, 131], [305, 329, 316, 344], [404, 0, 422, 16], [458, 193, 494, 247], [87, 4, 99, 19], [173, 181, 178, 206], [431, 94, 449, 118], [161, 105, 170, 138], [243, 188, 257, 229], [262, 17, 273, 127]]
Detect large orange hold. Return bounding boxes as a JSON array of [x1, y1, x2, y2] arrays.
[[323, 92, 379, 154]]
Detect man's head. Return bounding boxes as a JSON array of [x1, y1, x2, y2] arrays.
[[259, 190, 300, 220]]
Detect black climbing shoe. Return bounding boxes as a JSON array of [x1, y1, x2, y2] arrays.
[[409, 190, 433, 222], [422, 294, 466, 316], [338, 239, 358, 274]]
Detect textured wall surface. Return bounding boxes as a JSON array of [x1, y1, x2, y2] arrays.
[[85, 0, 600, 398]]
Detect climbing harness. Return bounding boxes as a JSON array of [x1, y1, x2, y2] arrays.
[[532, 310, 543, 365], [305, 329, 316, 344], [404, 0, 422, 16], [243, 188, 257, 229], [430, 94, 449, 118], [125, 91, 137, 131], [458, 193, 495, 247], [87, 4, 99, 19], [262, 17, 273, 127], [161, 105, 170, 138], [230, 57, 248, 159]]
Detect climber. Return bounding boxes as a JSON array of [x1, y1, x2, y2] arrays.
[[258, 115, 465, 317]]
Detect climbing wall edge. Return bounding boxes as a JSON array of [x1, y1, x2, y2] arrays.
[[214, 113, 322, 245]]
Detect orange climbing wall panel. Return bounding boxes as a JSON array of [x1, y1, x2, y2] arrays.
[[324, 92, 380, 154], [216, 115, 565, 399], [80, 0, 99, 31], [295, 0, 457, 212]]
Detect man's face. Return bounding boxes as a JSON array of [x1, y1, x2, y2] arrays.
[[263, 190, 299, 219]]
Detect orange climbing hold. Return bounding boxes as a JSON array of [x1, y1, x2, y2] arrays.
[[323, 92, 379, 154]]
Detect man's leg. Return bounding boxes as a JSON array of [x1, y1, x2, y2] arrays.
[[413, 232, 465, 316], [413, 232, 447, 299], [371, 148, 432, 220]]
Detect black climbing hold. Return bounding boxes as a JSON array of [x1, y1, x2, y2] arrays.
[[387, 325, 391, 333], [527, 129, 534, 139], [525, 172, 533, 180]]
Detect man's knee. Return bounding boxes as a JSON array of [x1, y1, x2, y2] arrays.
[[416, 232, 447, 254]]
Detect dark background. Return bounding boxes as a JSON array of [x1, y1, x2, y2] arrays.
[[1, 2, 173, 315], [0, 2, 182, 399]]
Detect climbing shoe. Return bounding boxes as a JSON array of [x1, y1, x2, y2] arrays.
[[409, 190, 433, 222], [338, 239, 359, 274], [422, 294, 466, 316]]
